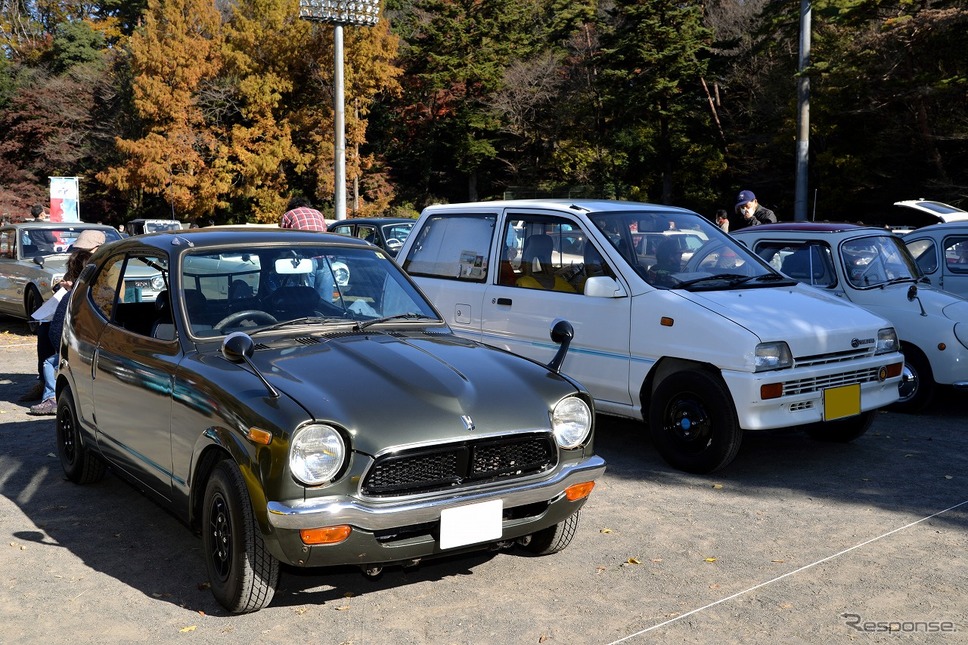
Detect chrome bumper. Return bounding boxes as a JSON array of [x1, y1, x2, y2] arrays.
[[266, 455, 606, 531]]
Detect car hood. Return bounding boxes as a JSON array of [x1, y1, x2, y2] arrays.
[[247, 331, 571, 455], [678, 285, 892, 356]]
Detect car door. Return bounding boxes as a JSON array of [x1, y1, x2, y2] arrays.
[[939, 234, 968, 298], [89, 251, 180, 501], [0, 229, 21, 315], [480, 210, 634, 407]]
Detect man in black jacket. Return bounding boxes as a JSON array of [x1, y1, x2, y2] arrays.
[[734, 190, 777, 229]]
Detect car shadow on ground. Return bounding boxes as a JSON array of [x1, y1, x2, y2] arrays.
[[593, 389, 968, 531], [0, 412, 512, 617]]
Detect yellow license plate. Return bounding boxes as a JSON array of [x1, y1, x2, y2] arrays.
[[823, 383, 861, 420]]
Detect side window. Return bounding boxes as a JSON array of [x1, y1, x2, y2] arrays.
[[357, 225, 378, 244], [943, 237, 968, 274], [905, 238, 937, 274], [500, 215, 593, 293], [0, 231, 14, 258], [91, 255, 124, 320], [755, 242, 836, 288], [402, 214, 496, 282]]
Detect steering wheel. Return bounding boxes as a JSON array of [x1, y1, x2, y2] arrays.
[[384, 237, 403, 251], [214, 310, 278, 332]]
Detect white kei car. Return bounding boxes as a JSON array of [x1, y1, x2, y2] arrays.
[[903, 223, 968, 300], [734, 222, 968, 412]]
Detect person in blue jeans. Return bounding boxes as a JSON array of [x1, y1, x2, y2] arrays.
[[27, 230, 103, 416]]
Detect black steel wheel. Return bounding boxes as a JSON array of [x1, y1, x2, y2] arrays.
[[648, 371, 742, 473], [25, 285, 42, 333], [56, 390, 106, 484], [202, 460, 279, 614]]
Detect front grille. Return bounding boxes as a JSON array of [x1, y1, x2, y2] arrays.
[[794, 347, 873, 367], [362, 433, 557, 497], [782, 366, 883, 396]]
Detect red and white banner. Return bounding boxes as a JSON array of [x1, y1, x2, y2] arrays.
[[49, 176, 80, 222]]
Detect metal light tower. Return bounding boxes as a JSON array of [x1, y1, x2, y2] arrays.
[[299, 0, 381, 221]]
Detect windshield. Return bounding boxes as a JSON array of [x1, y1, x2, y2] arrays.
[[20, 226, 123, 258], [586, 210, 782, 290], [180, 244, 440, 337], [145, 221, 182, 233], [841, 234, 920, 288]]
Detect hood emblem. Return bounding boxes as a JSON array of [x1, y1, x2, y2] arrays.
[[461, 415, 475, 432], [851, 337, 874, 348]]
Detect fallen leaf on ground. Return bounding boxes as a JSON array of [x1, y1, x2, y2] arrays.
[[335, 605, 351, 611], [626, 557, 641, 565], [197, 581, 211, 590], [179, 626, 196, 633], [600, 527, 613, 534], [704, 557, 717, 563], [711, 483, 723, 489]]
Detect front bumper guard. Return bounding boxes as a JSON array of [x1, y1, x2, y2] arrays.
[[266, 455, 606, 531]]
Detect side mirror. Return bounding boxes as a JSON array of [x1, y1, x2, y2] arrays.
[[548, 320, 574, 374], [583, 276, 625, 298], [221, 331, 254, 363]]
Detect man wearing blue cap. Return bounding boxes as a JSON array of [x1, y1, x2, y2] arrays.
[[734, 190, 777, 229]]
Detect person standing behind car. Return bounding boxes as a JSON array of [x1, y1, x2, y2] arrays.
[[27, 230, 104, 415], [280, 197, 327, 232], [734, 190, 777, 229], [715, 209, 730, 232]]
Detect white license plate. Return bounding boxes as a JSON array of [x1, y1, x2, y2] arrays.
[[439, 499, 503, 550]]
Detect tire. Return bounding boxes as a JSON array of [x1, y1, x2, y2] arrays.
[[805, 410, 876, 443], [202, 460, 279, 614], [891, 345, 934, 413], [648, 371, 742, 474], [521, 511, 581, 555], [25, 286, 42, 333], [56, 390, 107, 484]]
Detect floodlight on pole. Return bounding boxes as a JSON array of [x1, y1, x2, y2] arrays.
[[299, 0, 382, 221]]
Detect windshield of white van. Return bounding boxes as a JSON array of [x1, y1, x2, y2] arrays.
[[587, 210, 786, 290]]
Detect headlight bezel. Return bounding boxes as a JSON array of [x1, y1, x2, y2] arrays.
[[551, 395, 593, 449], [289, 423, 347, 486], [754, 341, 793, 372], [875, 327, 899, 354]]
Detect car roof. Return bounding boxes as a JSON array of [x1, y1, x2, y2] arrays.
[[4, 221, 119, 231], [901, 221, 968, 237], [423, 199, 698, 215], [108, 226, 373, 251], [331, 217, 415, 225], [732, 222, 876, 235]]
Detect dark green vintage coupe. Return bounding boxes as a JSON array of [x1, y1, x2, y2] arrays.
[[55, 227, 604, 613]]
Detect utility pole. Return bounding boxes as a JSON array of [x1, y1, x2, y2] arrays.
[[794, 0, 812, 221]]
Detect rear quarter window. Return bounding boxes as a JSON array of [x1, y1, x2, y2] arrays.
[[402, 214, 496, 282]]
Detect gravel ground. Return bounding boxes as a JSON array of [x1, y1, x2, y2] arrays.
[[1, 317, 966, 644]]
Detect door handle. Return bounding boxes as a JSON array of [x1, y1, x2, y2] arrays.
[[496, 297, 512, 306]]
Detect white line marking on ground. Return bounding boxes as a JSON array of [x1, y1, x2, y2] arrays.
[[606, 498, 968, 644]]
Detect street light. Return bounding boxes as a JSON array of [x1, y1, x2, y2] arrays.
[[299, 0, 382, 221]]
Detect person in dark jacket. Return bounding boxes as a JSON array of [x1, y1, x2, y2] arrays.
[[734, 190, 777, 229], [26, 230, 103, 415]]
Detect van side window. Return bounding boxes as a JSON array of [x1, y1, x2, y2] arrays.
[[944, 237, 968, 274], [501, 215, 594, 293], [402, 214, 496, 282]]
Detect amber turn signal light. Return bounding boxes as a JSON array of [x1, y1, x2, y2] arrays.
[[565, 481, 596, 501], [760, 383, 784, 400], [884, 362, 903, 379], [300, 525, 352, 545], [246, 427, 273, 445]]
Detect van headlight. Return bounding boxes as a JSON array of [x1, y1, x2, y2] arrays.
[[551, 396, 592, 448], [875, 327, 899, 354], [754, 341, 793, 372], [290, 424, 345, 486]]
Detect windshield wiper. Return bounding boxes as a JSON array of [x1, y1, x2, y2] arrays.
[[676, 274, 757, 289], [251, 316, 349, 335], [355, 313, 438, 331]]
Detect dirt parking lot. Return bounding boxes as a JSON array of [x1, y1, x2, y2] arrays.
[[1, 318, 966, 644]]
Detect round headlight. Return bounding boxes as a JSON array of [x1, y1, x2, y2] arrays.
[[551, 396, 592, 449], [150, 275, 166, 291], [290, 424, 345, 486]]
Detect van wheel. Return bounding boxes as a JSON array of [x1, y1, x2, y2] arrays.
[[648, 371, 742, 473], [891, 345, 934, 413], [56, 390, 107, 484], [202, 460, 279, 613], [805, 410, 875, 442]]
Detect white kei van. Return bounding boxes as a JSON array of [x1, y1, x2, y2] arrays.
[[397, 199, 905, 472]]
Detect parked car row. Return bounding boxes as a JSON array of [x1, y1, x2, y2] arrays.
[[25, 201, 965, 616]]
